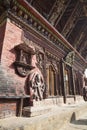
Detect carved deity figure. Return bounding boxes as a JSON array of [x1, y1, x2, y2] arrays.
[[65, 51, 75, 65], [28, 71, 45, 101], [36, 52, 44, 71]]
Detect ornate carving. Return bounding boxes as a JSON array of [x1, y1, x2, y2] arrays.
[[46, 51, 59, 62], [0, 0, 10, 10], [64, 51, 75, 66], [62, 3, 84, 37], [75, 32, 85, 49], [49, 0, 66, 26], [14, 43, 35, 77], [36, 50, 44, 73], [28, 71, 45, 101], [9, 0, 69, 53], [62, 15, 77, 37], [45, 51, 59, 74]]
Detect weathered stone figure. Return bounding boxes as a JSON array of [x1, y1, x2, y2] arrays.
[[28, 71, 45, 101], [33, 74, 45, 100]]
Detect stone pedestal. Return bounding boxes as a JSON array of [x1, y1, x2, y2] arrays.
[[22, 97, 63, 117], [66, 97, 75, 104], [75, 95, 84, 103], [22, 106, 52, 117], [65, 95, 84, 104]]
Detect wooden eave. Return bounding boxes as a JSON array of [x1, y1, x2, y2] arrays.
[[16, 0, 87, 65]]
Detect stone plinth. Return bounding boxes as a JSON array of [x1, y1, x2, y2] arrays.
[[66, 97, 75, 104], [22, 106, 52, 117], [22, 97, 63, 117], [75, 95, 84, 103], [33, 97, 64, 107]]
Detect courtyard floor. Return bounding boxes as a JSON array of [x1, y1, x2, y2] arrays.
[[0, 101, 87, 130]]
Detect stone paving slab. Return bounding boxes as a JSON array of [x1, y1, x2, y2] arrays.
[[0, 101, 87, 130], [61, 112, 87, 130]]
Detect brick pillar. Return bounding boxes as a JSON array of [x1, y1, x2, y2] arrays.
[[0, 21, 6, 61], [0, 18, 26, 118], [1, 19, 23, 67]]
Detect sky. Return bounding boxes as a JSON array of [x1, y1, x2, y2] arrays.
[[85, 69, 87, 78]]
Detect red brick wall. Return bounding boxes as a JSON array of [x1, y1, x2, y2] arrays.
[[0, 20, 41, 118], [1, 20, 41, 96], [1, 20, 26, 96], [0, 22, 6, 60], [0, 100, 17, 118], [0, 20, 25, 118], [1, 21, 22, 66]]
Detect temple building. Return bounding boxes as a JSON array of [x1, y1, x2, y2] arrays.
[[0, 0, 87, 118]]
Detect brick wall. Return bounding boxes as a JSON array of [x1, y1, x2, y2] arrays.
[[0, 19, 41, 118], [0, 22, 6, 60], [0, 99, 17, 118], [0, 20, 26, 96], [0, 20, 25, 118], [0, 19, 41, 96]]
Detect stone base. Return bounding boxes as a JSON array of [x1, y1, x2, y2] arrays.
[[65, 95, 84, 104], [22, 97, 63, 117], [22, 106, 52, 117], [1, 102, 87, 130], [33, 97, 64, 107], [66, 96, 75, 104], [75, 95, 84, 103]]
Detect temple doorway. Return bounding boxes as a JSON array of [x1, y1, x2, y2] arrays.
[[64, 65, 74, 96], [47, 65, 56, 96]]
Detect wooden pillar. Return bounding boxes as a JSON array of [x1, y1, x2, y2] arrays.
[[46, 68, 49, 96], [43, 52, 49, 98], [62, 62, 66, 103], [59, 63, 62, 96], [77, 72, 81, 95], [72, 68, 76, 101], [51, 69, 54, 95], [54, 72, 58, 95], [49, 67, 52, 95], [79, 72, 83, 95], [19, 98, 24, 116]]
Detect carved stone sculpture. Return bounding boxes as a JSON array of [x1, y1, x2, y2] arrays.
[[65, 51, 75, 66], [14, 43, 35, 77], [28, 71, 45, 101]]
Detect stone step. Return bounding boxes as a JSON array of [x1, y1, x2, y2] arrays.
[[22, 106, 53, 117], [22, 98, 64, 117]]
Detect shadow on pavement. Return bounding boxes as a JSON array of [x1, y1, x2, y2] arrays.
[[70, 112, 87, 125], [72, 119, 87, 125]]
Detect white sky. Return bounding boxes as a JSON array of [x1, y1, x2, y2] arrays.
[[85, 69, 87, 78]]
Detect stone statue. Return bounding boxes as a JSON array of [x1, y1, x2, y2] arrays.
[[28, 71, 45, 101]]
